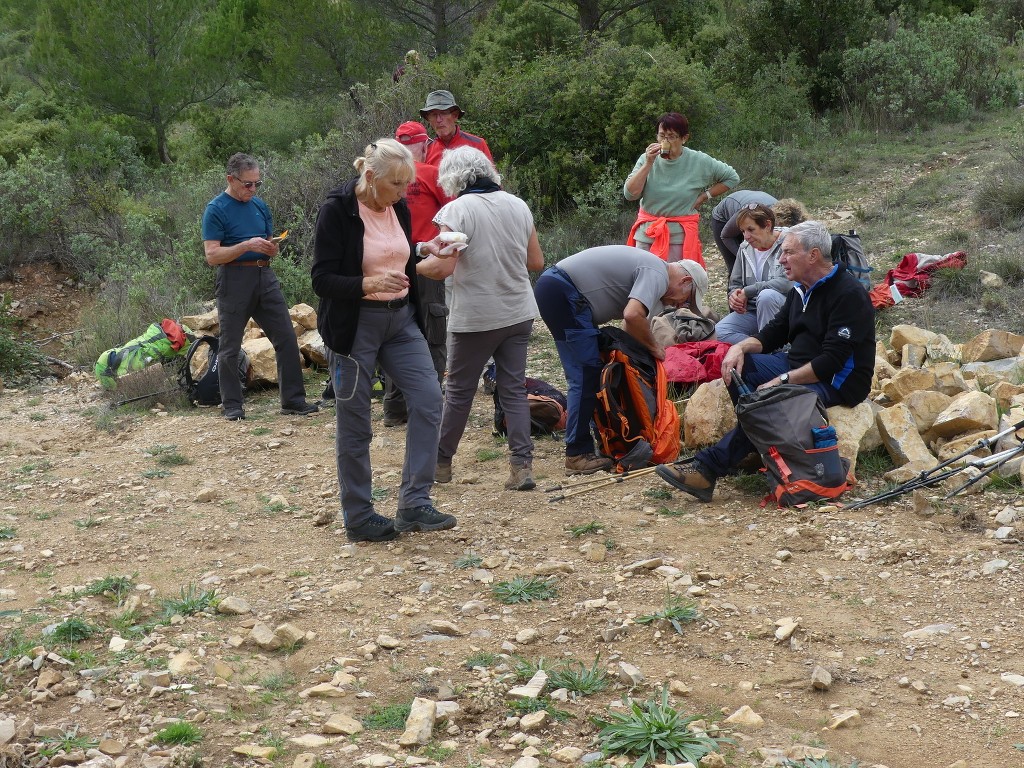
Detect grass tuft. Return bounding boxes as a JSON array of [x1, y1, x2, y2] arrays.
[[547, 656, 608, 696], [162, 582, 217, 618], [154, 721, 203, 745], [39, 730, 99, 757], [567, 520, 604, 537], [506, 697, 571, 721], [595, 687, 732, 766], [492, 576, 558, 604], [362, 702, 412, 730], [635, 599, 701, 635], [50, 617, 97, 643], [454, 551, 483, 569], [81, 573, 137, 604]]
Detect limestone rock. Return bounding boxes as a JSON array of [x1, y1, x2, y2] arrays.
[[991, 381, 1024, 412], [889, 325, 938, 354], [903, 390, 952, 434], [810, 665, 833, 691], [168, 650, 200, 675], [724, 705, 764, 728], [826, 709, 862, 729], [289, 734, 332, 747], [930, 391, 998, 439], [882, 367, 937, 403], [961, 357, 1024, 388], [930, 361, 969, 396], [290, 303, 317, 331], [323, 713, 363, 735], [925, 333, 960, 363], [511, 758, 541, 768], [242, 337, 280, 384], [877, 403, 936, 468], [935, 431, 995, 463], [509, 670, 548, 699], [519, 710, 548, 731], [552, 746, 585, 763], [298, 330, 327, 367], [216, 596, 252, 615], [233, 745, 278, 758], [580, 541, 606, 562], [684, 379, 735, 448], [398, 697, 437, 747], [961, 328, 1024, 363], [181, 308, 219, 335], [826, 401, 874, 480], [617, 661, 644, 686], [247, 622, 280, 651], [0, 719, 15, 745]]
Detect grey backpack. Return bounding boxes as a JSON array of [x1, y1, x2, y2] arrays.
[[735, 384, 850, 507]]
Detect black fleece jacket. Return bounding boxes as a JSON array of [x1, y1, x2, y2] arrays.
[[754, 262, 875, 406], [311, 178, 423, 355]]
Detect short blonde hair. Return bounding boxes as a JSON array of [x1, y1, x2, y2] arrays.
[[354, 138, 415, 195]]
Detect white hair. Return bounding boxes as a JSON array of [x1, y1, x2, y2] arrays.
[[437, 146, 501, 198]]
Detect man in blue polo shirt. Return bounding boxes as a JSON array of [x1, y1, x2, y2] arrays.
[[201, 153, 317, 420]]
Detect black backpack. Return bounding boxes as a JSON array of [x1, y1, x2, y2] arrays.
[[831, 230, 872, 289], [488, 365, 568, 437], [180, 336, 251, 406]]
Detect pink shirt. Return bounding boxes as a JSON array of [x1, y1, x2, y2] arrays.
[[359, 202, 409, 301]]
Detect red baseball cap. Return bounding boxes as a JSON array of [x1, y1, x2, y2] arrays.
[[396, 121, 429, 145]]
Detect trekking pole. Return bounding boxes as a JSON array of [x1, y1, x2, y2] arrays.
[[545, 451, 701, 494], [944, 442, 1024, 499], [112, 388, 179, 408], [548, 465, 664, 502], [845, 417, 1024, 510]]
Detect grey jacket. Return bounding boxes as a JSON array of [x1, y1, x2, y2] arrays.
[[728, 230, 791, 300]]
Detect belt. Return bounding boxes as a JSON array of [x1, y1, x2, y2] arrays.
[[547, 265, 577, 288], [362, 297, 409, 309], [229, 259, 270, 267]]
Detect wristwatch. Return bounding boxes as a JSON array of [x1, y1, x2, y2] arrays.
[[779, 373, 790, 384]]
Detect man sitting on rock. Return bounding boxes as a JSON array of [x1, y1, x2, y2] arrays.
[[657, 221, 875, 501]]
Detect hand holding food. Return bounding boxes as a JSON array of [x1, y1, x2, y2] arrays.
[[438, 231, 469, 257], [271, 230, 289, 244]]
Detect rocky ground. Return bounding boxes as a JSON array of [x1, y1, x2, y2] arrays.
[[1, 324, 1024, 768]]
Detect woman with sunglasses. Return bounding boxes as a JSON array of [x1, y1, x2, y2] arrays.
[[624, 112, 739, 267]]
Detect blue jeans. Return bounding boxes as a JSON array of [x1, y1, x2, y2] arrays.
[[535, 268, 603, 457], [696, 351, 842, 477]]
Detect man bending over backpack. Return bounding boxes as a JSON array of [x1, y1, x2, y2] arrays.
[[535, 246, 708, 475], [656, 221, 875, 501]]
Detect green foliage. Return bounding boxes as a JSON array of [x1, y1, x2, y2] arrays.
[[855, 446, 896, 478], [635, 598, 701, 635], [513, 655, 551, 682], [155, 721, 203, 746], [0, 527, 14, 540], [362, 702, 412, 730], [842, 14, 1016, 129], [39, 730, 99, 757], [783, 758, 859, 768], [80, 573, 137, 604], [454, 552, 483, 569], [50, 617, 97, 643], [595, 687, 732, 768], [1, 629, 37, 663], [567, 520, 604, 537], [32, 0, 250, 162], [492, 576, 558, 604], [976, 150, 1024, 229], [162, 582, 217, 618], [465, 651, 499, 668], [547, 657, 609, 695], [507, 696, 572, 721]]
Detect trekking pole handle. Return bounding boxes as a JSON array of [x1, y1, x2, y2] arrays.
[[731, 369, 752, 396]]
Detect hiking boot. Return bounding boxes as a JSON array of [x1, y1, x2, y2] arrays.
[[383, 412, 407, 427], [281, 401, 319, 416], [395, 504, 457, 533], [345, 512, 398, 542], [224, 408, 245, 421], [435, 462, 452, 484], [505, 462, 536, 491], [656, 460, 716, 503], [565, 453, 613, 476]]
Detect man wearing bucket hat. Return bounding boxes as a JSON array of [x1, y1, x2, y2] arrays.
[[380, 121, 452, 427], [420, 90, 493, 166], [534, 245, 709, 475]]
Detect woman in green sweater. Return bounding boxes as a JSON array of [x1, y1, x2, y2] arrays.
[[624, 112, 739, 267]]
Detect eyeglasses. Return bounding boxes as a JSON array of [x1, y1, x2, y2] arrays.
[[232, 176, 263, 190], [656, 131, 680, 140]]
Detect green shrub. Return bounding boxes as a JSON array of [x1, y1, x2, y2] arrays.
[[842, 14, 1016, 129], [976, 152, 1024, 229], [0, 297, 47, 379]]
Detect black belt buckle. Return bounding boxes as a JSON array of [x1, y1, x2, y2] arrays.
[[386, 297, 407, 309]]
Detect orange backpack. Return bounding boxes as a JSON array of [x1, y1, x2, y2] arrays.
[[594, 328, 680, 472]]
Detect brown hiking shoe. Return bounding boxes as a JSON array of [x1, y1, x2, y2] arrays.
[[565, 453, 613, 476], [435, 462, 452, 484], [504, 463, 536, 491], [656, 461, 716, 503]]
